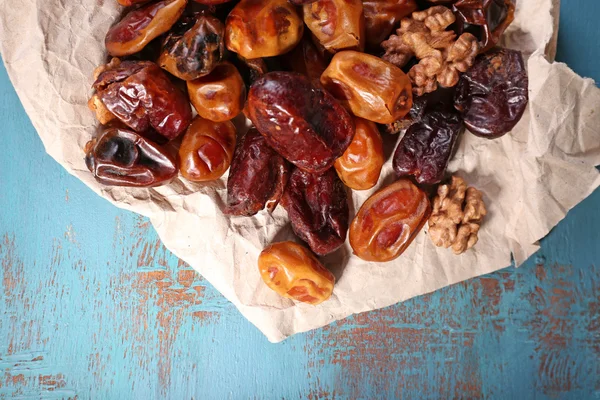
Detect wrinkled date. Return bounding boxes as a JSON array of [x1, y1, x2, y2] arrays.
[[105, 0, 187, 57], [334, 118, 384, 190], [258, 241, 335, 305], [363, 0, 417, 49], [225, 0, 303, 59], [280, 36, 328, 82], [246, 72, 355, 174], [393, 110, 463, 185], [303, 0, 365, 53], [178, 116, 237, 182], [187, 62, 246, 122], [281, 168, 349, 256], [453, 0, 515, 53], [321, 51, 413, 124], [225, 128, 290, 216], [454, 47, 528, 139], [85, 127, 178, 187], [349, 179, 431, 262], [93, 60, 192, 140], [158, 11, 224, 81]]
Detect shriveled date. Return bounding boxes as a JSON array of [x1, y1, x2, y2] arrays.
[[393, 110, 463, 185], [247, 72, 354, 174], [281, 168, 349, 256], [303, 0, 365, 53], [92, 60, 192, 140], [320, 51, 412, 124], [363, 0, 417, 49], [225, 128, 290, 216], [258, 242, 335, 305], [349, 179, 431, 262], [454, 48, 528, 139], [85, 127, 178, 187], [178, 116, 237, 182]]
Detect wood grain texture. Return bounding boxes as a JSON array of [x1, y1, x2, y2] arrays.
[[1, 2, 599, 399]]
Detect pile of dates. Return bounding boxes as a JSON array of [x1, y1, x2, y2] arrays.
[[86, 0, 527, 306]]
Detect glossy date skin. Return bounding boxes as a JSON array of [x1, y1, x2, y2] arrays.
[[105, 0, 187, 57], [453, 0, 515, 53], [393, 110, 463, 185], [85, 127, 178, 187], [224, 128, 290, 216], [178, 116, 237, 182], [158, 12, 224, 81], [247, 72, 355, 174], [258, 241, 335, 305], [454, 47, 528, 139], [303, 0, 365, 53], [281, 168, 349, 256], [349, 179, 431, 262], [93, 61, 192, 140], [363, 0, 417, 49]]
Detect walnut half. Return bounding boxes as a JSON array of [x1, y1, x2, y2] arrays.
[[428, 176, 487, 255]]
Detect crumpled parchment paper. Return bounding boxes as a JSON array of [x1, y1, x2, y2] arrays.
[[1, 0, 598, 342]]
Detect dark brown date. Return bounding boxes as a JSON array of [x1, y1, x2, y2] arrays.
[[246, 72, 355, 174], [193, 0, 232, 4], [225, 128, 290, 216], [454, 47, 528, 139], [363, 0, 417, 49], [280, 36, 328, 82], [158, 12, 224, 81], [93, 60, 192, 140], [393, 110, 463, 185], [105, 0, 187, 57], [453, 0, 515, 53], [281, 168, 349, 256], [84, 127, 178, 187]]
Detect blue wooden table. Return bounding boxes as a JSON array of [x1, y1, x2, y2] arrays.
[[1, 3, 599, 399]]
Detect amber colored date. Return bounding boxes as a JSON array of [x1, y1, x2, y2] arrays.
[[193, 0, 232, 4], [117, 0, 149, 6], [362, 0, 417, 49], [303, 0, 365, 53], [349, 179, 431, 262], [105, 0, 187, 57], [334, 118, 384, 190], [258, 241, 335, 305], [225, 128, 290, 216], [178, 116, 237, 182], [281, 168, 349, 256], [320, 51, 413, 124], [85, 127, 178, 187]]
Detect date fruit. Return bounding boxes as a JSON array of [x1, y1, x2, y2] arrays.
[[334, 118, 384, 190], [393, 110, 463, 185], [363, 0, 417, 49], [225, 128, 290, 216], [117, 0, 149, 6], [178, 116, 237, 182], [454, 47, 528, 139], [93, 60, 192, 140], [85, 127, 178, 187], [246, 72, 355, 174], [320, 51, 413, 124], [258, 241, 334, 305], [280, 36, 328, 82], [225, 0, 304, 59], [349, 179, 431, 262], [105, 0, 187, 57], [158, 12, 224, 81], [453, 0, 515, 53], [303, 0, 365, 53], [281, 168, 349, 256]]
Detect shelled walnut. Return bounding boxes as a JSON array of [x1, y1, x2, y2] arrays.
[[428, 176, 487, 254], [381, 6, 479, 95]]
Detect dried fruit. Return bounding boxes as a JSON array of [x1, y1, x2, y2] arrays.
[[349, 179, 431, 262], [363, 0, 417, 49], [246, 72, 354, 174], [428, 176, 487, 254], [225, 0, 304, 59], [225, 128, 290, 216], [334, 118, 384, 190], [454, 47, 528, 139], [303, 0, 365, 53], [280, 36, 328, 82], [281, 168, 349, 256], [453, 0, 515, 53], [187, 62, 246, 122], [393, 110, 463, 185], [85, 127, 178, 187], [158, 12, 225, 81], [320, 51, 412, 124], [117, 0, 149, 6], [105, 0, 187, 57], [258, 241, 335, 305]]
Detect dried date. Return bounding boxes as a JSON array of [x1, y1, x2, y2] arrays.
[[281, 168, 349, 256], [280, 36, 328, 82], [303, 0, 365, 53], [453, 0, 515, 53], [363, 0, 417, 49], [246, 72, 355, 174]]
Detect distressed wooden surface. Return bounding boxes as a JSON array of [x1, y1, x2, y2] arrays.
[[1, 2, 599, 399]]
